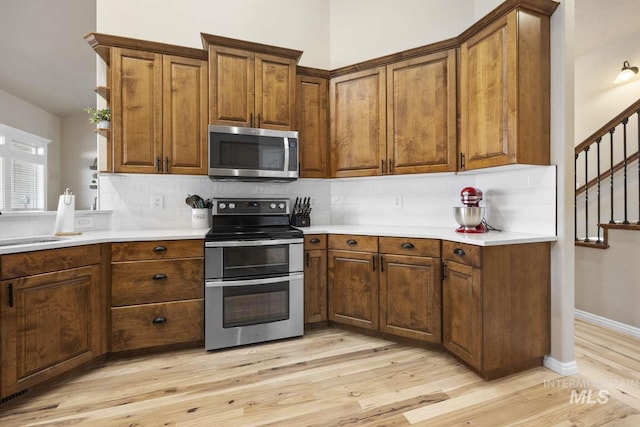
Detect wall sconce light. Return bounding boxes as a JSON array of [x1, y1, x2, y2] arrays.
[[614, 60, 639, 84]]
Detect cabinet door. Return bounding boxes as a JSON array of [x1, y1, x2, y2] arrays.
[[386, 50, 457, 174], [163, 55, 208, 175], [255, 53, 296, 130], [442, 260, 482, 370], [304, 249, 327, 324], [328, 250, 378, 330], [379, 254, 441, 343], [0, 266, 100, 397], [297, 75, 329, 178], [459, 13, 517, 170], [209, 45, 255, 127], [330, 67, 386, 178], [112, 48, 163, 173]]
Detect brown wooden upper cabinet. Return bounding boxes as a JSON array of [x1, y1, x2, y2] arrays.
[[330, 49, 457, 178], [111, 48, 208, 174], [297, 71, 329, 178], [80, 31, 213, 176], [204, 34, 302, 131], [459, 9, 552, 170]]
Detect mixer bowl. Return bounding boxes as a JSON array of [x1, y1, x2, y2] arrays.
[[453, 206, 485, 229]]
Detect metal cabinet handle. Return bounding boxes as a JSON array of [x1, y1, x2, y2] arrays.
[[153, 273, 167, 281], [156, 157, 161, 173], [401, 242, 415, 249], [164, 157, 169, 173], [257, 114, 261, 128], [388, 159, 393, 173], [372, 255, 376, 271], [453, 248, 466, 256], [460, 152, 466, 169], [309, 238, 320, 244], [381, 160, 385, 174], [152, 317, 167, 324], [152, 246, 167, 254], [250, 113, 254, 128], [7, 284, 13, 308], [306, 252, 310, 268], [442, 262, 447, 279], [380, 255, 384, 272], [346, 239, 357, 246]]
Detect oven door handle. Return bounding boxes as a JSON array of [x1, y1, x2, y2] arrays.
[[205, 272, 304, 288], [205, 238, 303, 248]]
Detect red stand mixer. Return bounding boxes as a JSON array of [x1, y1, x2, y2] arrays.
[[453, 187, 488, 233]]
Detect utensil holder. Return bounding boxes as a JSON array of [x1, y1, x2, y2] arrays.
[[191, 208, 209, 229]]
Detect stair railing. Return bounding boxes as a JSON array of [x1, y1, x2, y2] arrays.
[[575, 98, 640, 246]]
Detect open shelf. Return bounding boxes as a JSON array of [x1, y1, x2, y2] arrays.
[[95, 128, 110, 137], [95, 86, 110, 103]]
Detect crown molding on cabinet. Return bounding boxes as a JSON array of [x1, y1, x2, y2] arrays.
[[83, 33, 208, 64], [201, 33, 303, 63]]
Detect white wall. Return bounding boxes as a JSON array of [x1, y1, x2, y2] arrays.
[[328, 0, 473, 69], [575, 32, 640, 143], [60, 112, 98, 210], [0, 88, 61, 210], [573, 1, 640, 331], [96, 0, 330, 69]]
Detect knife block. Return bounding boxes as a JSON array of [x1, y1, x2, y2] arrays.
[[291, 214, 310, 227]]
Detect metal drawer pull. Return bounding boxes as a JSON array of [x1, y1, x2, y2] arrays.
[[309, 238, 320, 244], [152, 317, 167, 324], [346, 239, 358, 246], [153, 273, 167, 281], [401, 242, 415, 249], [453, 248, 466, 256], [152, 246, 167, 254]]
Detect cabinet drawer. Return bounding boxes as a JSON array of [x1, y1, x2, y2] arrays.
[[442, 241, 482, 267], [379, 237, 440, 257], [328, 234, 378, 252], [111, 299, 203, 352], [304, 234, 327, 250], [111, 240, 203, 261], [1, 245, 102, 280], [111, 259, 203, 306]]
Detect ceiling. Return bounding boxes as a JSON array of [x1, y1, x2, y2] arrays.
[[0, 0, 96, 117], [0, 1, 636, 119]]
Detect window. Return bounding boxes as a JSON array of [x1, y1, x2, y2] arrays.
[[0, 124, 50, 211]]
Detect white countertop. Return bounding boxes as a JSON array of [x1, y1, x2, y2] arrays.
[[299, 225, 557, 246], [0, 229, 208, 255], [0, 224, 556, 255]]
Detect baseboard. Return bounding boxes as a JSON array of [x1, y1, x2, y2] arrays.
[[575, 309, 640, 339], [543, 355, 578, 376]]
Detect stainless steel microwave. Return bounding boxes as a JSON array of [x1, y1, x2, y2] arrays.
[[208, 125, 299, 180]]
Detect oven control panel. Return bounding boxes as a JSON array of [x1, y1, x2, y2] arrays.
[[212, 198, 289, 215]]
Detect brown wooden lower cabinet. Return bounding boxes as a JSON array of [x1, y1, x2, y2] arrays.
[[0, 246, 104, 399], [111, 299, 203, 352], [442, 241, 551, 379], [327, 234, 380, 330], [109, 240, 204, 353], [379, 254, 441, 343], [304, 235, 328, 324]]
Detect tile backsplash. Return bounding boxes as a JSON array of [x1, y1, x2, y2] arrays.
[[98, 165, 556, 235], [98, 174, 331, 230]]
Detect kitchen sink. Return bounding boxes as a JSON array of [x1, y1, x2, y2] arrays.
[[0, 236, 66, 247]]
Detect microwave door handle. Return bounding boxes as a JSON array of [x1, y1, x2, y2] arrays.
[[284, 137, 290, 173], [206, 272, 304, 288], [205, 238, 303, 248]]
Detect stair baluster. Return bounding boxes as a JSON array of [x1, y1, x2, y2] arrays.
[[584, 147, 590, 242], [596, 137, 602, 243], [622, 118, 629, 224], [609, 128, 615, 224]]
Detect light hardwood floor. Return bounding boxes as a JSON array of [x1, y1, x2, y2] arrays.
[[0, 319, 639, 426]]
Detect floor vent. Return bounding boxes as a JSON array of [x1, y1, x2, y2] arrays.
[[0, 388, 30, 405]]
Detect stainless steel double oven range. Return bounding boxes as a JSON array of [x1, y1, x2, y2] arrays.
[[204, 198, 304, 350]]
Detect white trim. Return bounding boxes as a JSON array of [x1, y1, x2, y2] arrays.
[[544, 355, 578, 376], [575, 309, 640, 340]]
